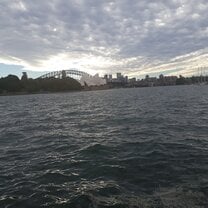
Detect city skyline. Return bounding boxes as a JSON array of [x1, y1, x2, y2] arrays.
[[0, 0, 208, 78]]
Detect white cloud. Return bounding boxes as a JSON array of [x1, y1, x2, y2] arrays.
[[0, 0, 208, 77]]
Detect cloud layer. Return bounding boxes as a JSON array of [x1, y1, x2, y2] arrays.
[[0, 0, 208, 77]]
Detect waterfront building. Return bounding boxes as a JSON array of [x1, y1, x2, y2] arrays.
[[104, 74, 108, 80], [62, 70, 67, 79], [117, 73, 122, 79], [129, 78, 136, 83], [80, 73, 106, 86], [125, 76, 128, 83]]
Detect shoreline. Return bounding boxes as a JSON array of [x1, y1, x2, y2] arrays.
[[0, 90, 82, 97], [0, 86, 110, 97], [0, 84, 206, 97]]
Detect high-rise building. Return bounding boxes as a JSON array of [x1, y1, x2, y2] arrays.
[[129, 78, 136, 83], [104, 74, 108, 80], [117, 73, 122, 79], [62, 70, 66, 79]]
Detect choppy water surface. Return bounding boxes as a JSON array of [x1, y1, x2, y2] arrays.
[[1, 85, 208, 208]]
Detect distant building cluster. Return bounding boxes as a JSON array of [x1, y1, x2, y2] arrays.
[[103, 72, 208, 87], [104, 73, 128, 86], [36, 68, 208, 89], [104, 72, 178, 87], [1, 70, 208, 95], [135, 74, 178, 87], [80, 74, 106, 86]]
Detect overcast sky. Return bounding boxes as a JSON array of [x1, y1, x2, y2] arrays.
[[0, 0, 208, 78]]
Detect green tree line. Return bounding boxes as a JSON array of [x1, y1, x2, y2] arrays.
[[0, 74, 82, 94]]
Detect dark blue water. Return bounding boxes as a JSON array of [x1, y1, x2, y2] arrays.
[[1, 86, 208, 207]]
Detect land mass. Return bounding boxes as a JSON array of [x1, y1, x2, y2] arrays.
[[0, 73, 207, 96], [0, 74, 82, 95]]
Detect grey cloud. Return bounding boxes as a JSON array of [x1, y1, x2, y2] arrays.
[[0, 0, 208, 75]]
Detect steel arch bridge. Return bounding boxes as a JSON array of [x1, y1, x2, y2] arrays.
[[38, 69, 92, 80]]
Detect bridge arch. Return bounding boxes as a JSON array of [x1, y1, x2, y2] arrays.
[[38, 69, 106, 86], [38, 69, 92, 80]]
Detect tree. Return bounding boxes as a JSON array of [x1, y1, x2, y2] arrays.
[[0, 74, 82, 94], [0, 75, 22, 92]]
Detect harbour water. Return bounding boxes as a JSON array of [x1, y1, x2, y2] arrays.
[[0, 85, 208, 207]]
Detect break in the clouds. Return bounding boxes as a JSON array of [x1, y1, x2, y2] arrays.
[[0, 0, 208, 78]]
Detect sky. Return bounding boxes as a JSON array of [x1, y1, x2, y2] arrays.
[[0, 0, 208, 79]]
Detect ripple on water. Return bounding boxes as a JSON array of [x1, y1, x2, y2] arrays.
[[1, 86, 208, 207]]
